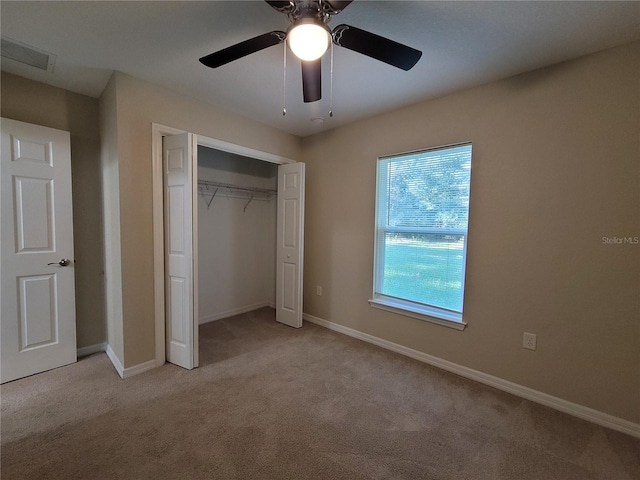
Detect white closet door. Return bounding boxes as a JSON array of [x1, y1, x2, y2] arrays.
[[163, 133, 198, 369], [1, 118, 77, 383], [276, 162, 305, 328]]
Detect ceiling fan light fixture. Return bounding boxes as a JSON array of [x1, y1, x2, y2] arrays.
[[287, 20, 330, 61]]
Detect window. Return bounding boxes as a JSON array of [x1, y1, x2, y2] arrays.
[[370, 143, 472, 329]]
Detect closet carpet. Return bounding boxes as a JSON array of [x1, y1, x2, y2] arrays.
[[1, 307, 638, 480]]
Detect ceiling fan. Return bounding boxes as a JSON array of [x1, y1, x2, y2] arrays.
[[199, 0, 422, 103]]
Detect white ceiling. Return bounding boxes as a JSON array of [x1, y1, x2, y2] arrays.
[[2, 1, 640, 137]]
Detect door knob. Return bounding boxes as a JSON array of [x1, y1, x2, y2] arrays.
[[47, 258, 72, 267]]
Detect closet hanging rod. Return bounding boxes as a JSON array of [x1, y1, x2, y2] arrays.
[[197, 180, 276, 196]]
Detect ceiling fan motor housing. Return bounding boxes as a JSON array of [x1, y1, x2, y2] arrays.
[[284, 1, 333, 24]]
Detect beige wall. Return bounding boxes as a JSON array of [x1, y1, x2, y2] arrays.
[[105, 72, 302, 367], [1, 72, 106, 349], [4, 41, 636, 423], [301, 42, 640, 423]]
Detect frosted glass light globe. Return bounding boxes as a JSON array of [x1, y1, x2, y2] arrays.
[[288, 23, 330, 61]]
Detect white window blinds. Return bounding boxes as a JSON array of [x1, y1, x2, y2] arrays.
[[374, 144, 472, 320]]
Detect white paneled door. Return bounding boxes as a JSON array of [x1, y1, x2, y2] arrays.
[[276, 162, 305, 328], [163, 133, 198, 369], [1, 118, 77, 383]]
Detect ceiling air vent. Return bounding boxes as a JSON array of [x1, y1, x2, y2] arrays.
[[1, 36, 56, 73]]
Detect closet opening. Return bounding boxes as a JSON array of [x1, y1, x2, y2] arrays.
[[154, 125, 304, 370], [196, 146, 279, 331]]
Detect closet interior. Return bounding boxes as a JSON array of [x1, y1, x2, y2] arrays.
[[197, 146, 278, 325]]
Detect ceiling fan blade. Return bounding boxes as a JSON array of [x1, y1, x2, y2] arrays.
[[199, 31, 286, 68], [301, 59, 321, 103], [322, 1, 354, 15], [264, 1, 295, 14], [332, 24, 422, 71]]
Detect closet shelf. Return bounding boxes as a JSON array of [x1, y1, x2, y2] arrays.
[[198, 180, 276, 211]]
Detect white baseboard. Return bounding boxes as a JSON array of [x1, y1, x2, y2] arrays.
[[199, 302, 275, 324], [122, 359, 157, 378], [105, 344, 159, 379], [105, 344, 125, 378], [303, 313, 640, 439], [77, 342, 106, 358]]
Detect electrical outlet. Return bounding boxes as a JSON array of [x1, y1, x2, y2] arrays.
[[523, 332, 537, 351], [316, 285, 322, 296]]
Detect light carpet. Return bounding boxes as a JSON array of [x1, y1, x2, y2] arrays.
[[1, 307, 638, 479]]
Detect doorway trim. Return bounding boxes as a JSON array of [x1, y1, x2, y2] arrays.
[[151, 123, 295, 367]]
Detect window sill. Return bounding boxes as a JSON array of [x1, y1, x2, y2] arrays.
[[368, 297, 466, 331]]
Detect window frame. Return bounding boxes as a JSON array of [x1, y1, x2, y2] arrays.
[[369, 143, 472, 330]]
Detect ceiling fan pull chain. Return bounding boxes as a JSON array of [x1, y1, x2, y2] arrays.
[[329, 41, 334, 117], [283, 40, 287, 116]]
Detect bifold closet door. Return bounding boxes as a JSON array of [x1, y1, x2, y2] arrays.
[[163, 132, 198, 369], [276, 162, 305, 328]]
